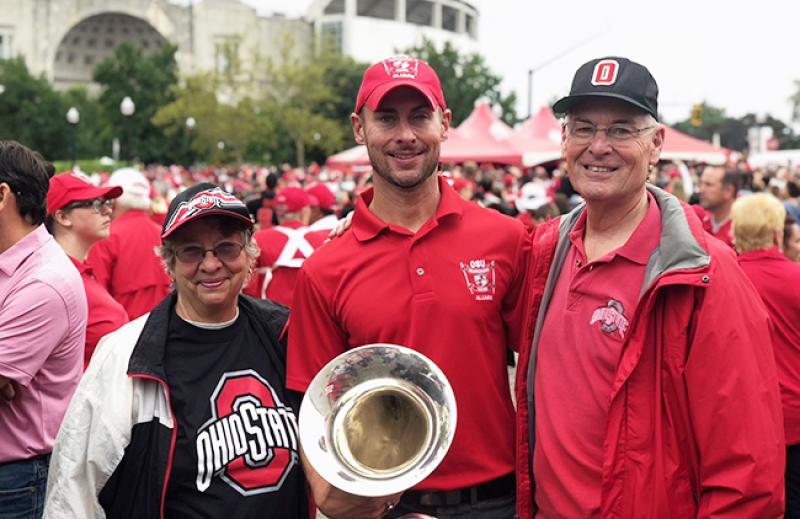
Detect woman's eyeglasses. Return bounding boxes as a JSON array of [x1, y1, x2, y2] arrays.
[[174, 242, 245, 264]]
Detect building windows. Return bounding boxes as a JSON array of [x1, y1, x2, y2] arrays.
[[324, 0, 345, 15], [406, 0, 433, 26], [0, 31, 12, 59], [442, 5, 457, 32], [357, 0, 395, 20], [321, 21, 343, 54]]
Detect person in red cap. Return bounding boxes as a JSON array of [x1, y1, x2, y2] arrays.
[[243, 186, 329, 307], [288, 56, 527, 519], [46, 171, 129, 369], [44, 182, 309, 519], [87, 168, 171, 319], [305, 182, 339, 231]]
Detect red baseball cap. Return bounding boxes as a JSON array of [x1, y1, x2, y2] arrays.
[[355, 56, 447, 113], [275, 187, 313, 216], [305, 183, 336, 210], [47, 171, 123, 216]]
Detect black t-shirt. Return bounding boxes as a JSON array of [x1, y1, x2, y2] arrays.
[[163, 310, 307, 518]]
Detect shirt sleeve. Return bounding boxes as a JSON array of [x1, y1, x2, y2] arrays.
[[685, 256, 785, 517], [501, 223, 532, 353], [286, 267, 348, 393], [87, 236, 116, 291], [0, 279, 71, 386]]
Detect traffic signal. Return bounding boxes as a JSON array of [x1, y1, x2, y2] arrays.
[[691, 104, 703, 127]]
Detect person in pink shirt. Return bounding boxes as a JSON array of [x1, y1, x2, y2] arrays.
[[87, 167, 171, 319], [732, 193, 800, 517], [46, 171, 129, 369], [0, 141, 87, 519]]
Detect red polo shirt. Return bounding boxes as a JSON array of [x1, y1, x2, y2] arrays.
[[702, 212, 734, 248], [243, 220, 329, 307], [87, 210, 172, 319], [69, 256, 129, 369], [287, 177, 529, 490], [534, 192, 661, 518], [738, 247, 800, 445]]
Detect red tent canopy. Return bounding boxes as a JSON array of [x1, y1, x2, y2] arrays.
[[661, 126, 728, 164], [440, 102, 522, 165], [508, 106, 563, 166], [325, 144, 370, 169]]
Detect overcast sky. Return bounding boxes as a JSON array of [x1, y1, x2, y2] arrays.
[[239, 0, 800, 125]]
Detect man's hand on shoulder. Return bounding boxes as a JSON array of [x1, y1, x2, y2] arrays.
[[327, 212, 354, 240]]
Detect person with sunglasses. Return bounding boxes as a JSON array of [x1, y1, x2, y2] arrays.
[[45, 171, 129, 370], [44, 183, 309, 519]]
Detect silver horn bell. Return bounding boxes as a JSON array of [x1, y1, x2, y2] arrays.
[[299, 344, 457, 497]]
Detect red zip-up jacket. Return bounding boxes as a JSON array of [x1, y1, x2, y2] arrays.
[[515, 186, 785, 518]]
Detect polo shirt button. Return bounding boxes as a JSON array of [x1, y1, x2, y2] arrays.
[[416, 267, 425, 276]]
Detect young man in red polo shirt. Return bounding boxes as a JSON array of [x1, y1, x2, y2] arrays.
[[515, 57, 784, 519], [287, 56, 528, 519], [732, 193, 800, 518]]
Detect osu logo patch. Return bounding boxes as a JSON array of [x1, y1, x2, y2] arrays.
[[195, 370, 298, 495], [163, 187, 243, 236], [590, 299, 629, 339], [382, 56, 420, 79], [591, 59, 620, 86], [459, 258, 496, 301]]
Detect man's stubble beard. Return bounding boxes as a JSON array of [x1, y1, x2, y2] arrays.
[[365, 136, 441, 191]]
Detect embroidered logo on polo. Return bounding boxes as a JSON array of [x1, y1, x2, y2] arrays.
[[195, 369, 299, 495], [382, 56, 419, 79], [459, 258, 496, 301], [163, 187, 243, 236], [591, 59, 620, 86], [590, 299, 629, 339]]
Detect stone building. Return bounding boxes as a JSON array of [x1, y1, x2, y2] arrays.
[[0, 0, 479, 90]]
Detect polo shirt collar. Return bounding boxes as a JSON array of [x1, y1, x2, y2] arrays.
[[352, 176, 463, 242], [68, 254, 92, 276], [0, 225, 50, 277], [569, 191, 661, 266], [738, 247, 785, 262]]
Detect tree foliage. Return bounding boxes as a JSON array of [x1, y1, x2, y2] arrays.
[[400, 39, 519, 126], [93, 42, 179, 163]]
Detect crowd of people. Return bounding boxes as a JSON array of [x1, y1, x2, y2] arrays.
[[0, 53, 799, 519]]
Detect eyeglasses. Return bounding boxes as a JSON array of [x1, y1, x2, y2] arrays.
[[64, 198, 114, 214], [567, 123, 656, 144], [174, 242, 245, 264]]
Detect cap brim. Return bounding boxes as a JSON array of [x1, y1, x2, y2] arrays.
[[161, 209, 253, 239], [552, 93, 658, 121], [361, 81, 438, 112]]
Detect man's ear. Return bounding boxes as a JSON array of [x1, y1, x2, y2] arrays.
[[351, 112, 366, 145], [0, 183, 15, 215], [440, 109, 452, 141]]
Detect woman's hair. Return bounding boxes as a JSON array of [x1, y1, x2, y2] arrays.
[[731, 193, 785, 253]]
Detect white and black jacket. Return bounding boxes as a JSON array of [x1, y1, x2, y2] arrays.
[[43, 294, 294, 519]]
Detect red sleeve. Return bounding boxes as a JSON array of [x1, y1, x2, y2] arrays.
[[686, 253, 785, 517], [501, 222, 532, 352], [86, 236, 116, 291], [286, 266, 348, 393]]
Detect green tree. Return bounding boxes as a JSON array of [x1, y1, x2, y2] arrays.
[[257, 39, 349, 167], [400, 39, 519, 126], [93, 42, 179, 163], [0, 58, 69, 161]]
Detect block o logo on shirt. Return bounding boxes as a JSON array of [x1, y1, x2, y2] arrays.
[[591, 59, 620, 86], [196, 370, 299, 495]]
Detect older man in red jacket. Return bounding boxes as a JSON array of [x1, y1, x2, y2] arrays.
[[515, 57, 785, 519]]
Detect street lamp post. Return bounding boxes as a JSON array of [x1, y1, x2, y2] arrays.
[[66, 106, 80, 169], [120, 96, 135, 162], [185, 116, 196, 167]]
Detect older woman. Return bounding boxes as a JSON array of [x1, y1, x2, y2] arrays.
[[732, 193, 800, 518], [43, 183, 308, 519], [46, 171, 129, 369]]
